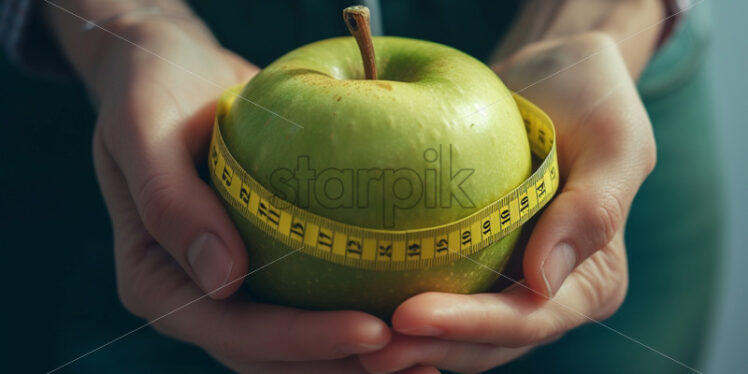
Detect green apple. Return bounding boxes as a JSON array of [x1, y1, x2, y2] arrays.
[[218, 32, 531, 318]]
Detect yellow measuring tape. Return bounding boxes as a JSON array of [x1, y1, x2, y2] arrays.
[[209, 93, 559, 271]]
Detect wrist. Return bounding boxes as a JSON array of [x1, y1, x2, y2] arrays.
[[43, 0, 218, 102], [492, 0, 663, 77], [96, 17, 215, 72]]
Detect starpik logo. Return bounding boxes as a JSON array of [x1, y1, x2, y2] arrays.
[[267, 145, 476, 227]]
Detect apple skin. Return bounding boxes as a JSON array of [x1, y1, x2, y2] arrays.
[[219, 36, 531, 318]]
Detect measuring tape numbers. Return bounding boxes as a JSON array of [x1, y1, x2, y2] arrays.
[[209, 93, 559, 271]]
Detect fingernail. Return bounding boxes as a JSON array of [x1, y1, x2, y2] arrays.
[[187, 232, 234, 294], [541, 243, 576, 297], [396, 325, 444, 336], [333, 342, 386, 355]]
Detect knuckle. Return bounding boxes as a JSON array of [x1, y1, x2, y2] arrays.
[[114, 241, 183, 323], [629, 110, 658, 178], [572, 32, 618, 57], [136, 172, 180, 236], [113, 243, 151, 319], [603, 275, 629, 319], [561, 31, 619, 62], [642, 136, 658, 176], [587, 191, 625, 250], [116, 286, 143, 318], [572, 271, 607, 317], [576, 244, 629, 320], [505, 311, 573, 348], [597, 254, 629, 320], [115, 270, 148, 319]]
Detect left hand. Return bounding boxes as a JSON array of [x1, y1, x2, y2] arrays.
[[88, 21, 395, 373], [359, 32, 657, 373]]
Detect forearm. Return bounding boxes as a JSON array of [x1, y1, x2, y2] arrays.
[[491, 0, 665, 78], [42, 0, 216, 95]]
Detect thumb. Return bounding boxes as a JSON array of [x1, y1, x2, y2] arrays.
[[524, 184, 627, 298], [103, 103, 248, 299], [523, 113, 655, 299]]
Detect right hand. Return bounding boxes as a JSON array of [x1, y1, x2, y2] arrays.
[[359, 32, 656, 373], [89, 20, 399, 373]]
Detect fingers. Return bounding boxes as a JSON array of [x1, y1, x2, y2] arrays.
[[153, 292, 391, 362], [97, 131, 392, 367], [390, 235, 627, 347], [391, 289, 554, 347], [109, 224, 391, 363], [373, 242, 627, 373], [523, 86, 653, 297], [359, 334, 530, 374], [493, 33, 656, 298], [100, 98, 248, 299], [118, 245, 391, 362], [525, 186, 625, 298]]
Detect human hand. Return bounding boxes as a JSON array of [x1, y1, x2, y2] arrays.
[[89, 21, 394, 373], [359, 32, 656, 373]]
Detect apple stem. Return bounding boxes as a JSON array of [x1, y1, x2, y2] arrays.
[[343, 5, 377, 80]]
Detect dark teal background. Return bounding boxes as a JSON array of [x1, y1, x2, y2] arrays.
[[0, 1, 725, 373]]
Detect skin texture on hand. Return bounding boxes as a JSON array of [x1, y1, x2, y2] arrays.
[[359, 32, 656, 373], [44, 1, 658, 372], [492, 0, 664, 77], [86, 20, 401, 373]]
